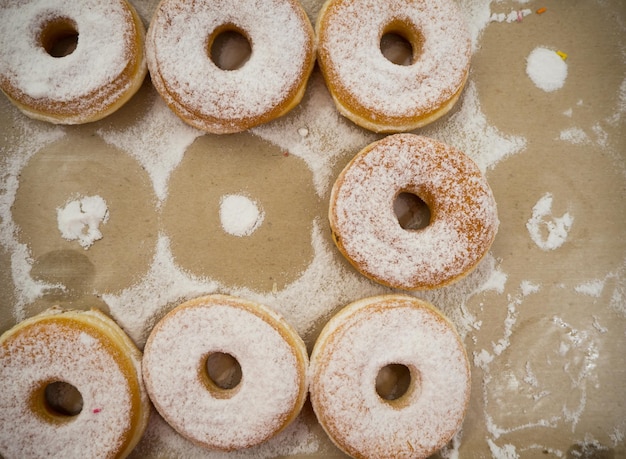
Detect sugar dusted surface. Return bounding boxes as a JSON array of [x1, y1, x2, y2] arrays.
[[317, 0, 471, 118], [0, 315, 134, 458], [330, 134, 499, 289], [143, 299, 305, 450], [0, 0, 625, 456], [310, 295, 470, 458]]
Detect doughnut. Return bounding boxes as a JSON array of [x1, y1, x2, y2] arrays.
[[0, 0, 147, 125], [142, 294, 309, 451], [309, 294, 471, 459], [146, 0, 316, 134], [0, 307, 150, 459], [316, 0, 471, 133], [329, 133, 499, 290]]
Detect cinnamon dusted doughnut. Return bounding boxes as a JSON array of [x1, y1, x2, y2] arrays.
[[310, 294, 471, 459], [0, 307, 150, 459], [316, 0, 471, 133], [142, 294, 309, 451], [0, 0, 147, 124], [146, 0, 316, 134], [329, 134, 498, 290]]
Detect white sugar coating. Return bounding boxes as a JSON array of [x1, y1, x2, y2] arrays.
[[220, 194, 265, 237], [57, 195, 109, 249], [526, 47, 568, 92], [526, 193, 574, 251], [0, 315, 134, 458], [147, 0, 312, 125], [97, 94, 203, 204], [317, 0, 471, 118], [310, 295, 470, 458], [143, 299, 306, 450], [0, 0, 132, 106], [330, 134, 499, 289]]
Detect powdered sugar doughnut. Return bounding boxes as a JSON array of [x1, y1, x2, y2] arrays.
[[316, 0, 471, 133], [0, 0, 147, 124], [329, 134, 498, 290], [309, 294, 471, 459], [142, 294, 309, 451], [146, 0, 316, 134], [0, 307, 150, 459]]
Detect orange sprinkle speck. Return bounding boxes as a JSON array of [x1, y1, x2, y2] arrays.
[[536, 7, 547, 14]]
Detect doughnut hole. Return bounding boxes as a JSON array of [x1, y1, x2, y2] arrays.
[[39, 17, 79, 58], [201, 352, 243, 398], [394, 191, 431, 230], [375, 363, 421, 407], [31, 380, 83, 422], [207, 24, 252, 70], [380, 20, 424, 66]]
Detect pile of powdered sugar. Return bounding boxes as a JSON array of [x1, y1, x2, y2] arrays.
[[56, 195, 109, 249], [219, 194, 265, 237], [526, 46, 568, 92]]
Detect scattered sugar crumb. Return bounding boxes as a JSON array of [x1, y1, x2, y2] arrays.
[[563, 108, 573, 117], [592, 122, 609, 147], [520, 280, 540, 296], [592, 316, 608, 334], [575, 279, 605, 297], [526, 47, 568, 92], [526, 193, 574, 251], [219, 194, 264, 237], [297, 127, 309, 137], [478, 265, 508, 294], [57, 195, 109, 249], [490, 9, 531, 23], [607, 77, 626, 125], [487, 439, 520, 459], [523, 361, 539, 387], [474, 348, 494, 368], [559, 127, 590, 144]]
